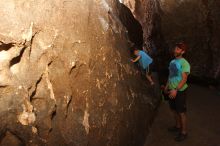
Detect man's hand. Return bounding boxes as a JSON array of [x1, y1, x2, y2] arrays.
[[163, 83, 169, 94], [164, 89, 169, 94], [130, 59, 135, 63], [169, 89, 177, 99]]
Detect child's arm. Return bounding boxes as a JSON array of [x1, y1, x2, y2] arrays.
[[131, 56, 140, 63]]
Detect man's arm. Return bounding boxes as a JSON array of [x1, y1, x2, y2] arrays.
[[131, 56, 141, 63], [164, 81, 169, 93], [169, 72, 189, 99], [176, 72, 189, 90]]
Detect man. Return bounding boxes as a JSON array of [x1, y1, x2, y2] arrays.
[[164, 42, 190, 142], [131, 48, 155, 85]]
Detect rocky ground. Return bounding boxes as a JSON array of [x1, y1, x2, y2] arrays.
[[145, 84, 220, 146]]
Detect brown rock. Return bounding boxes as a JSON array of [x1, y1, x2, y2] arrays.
[[0, 131, 24, 146], [122, 0, 220, 84], [0, 0, 159, 145], [158, 0, 220, 82]]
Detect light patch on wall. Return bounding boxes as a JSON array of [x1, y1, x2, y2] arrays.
[[99, 17, 109, 31], [38, 40, 52, 50], [82, 110, 90, 134], [102, 113, 107, 126], [10, 63, 19, 74], [119, 0, 123, 3], [22, 22, 33, 41], [45, 66, 56, 102], [0, 51, 9, 61], [64, 95, 71, 105], [38, 29, 58, 50], [96, 79, 101, 89], [32, 126, 38, 134], [18, 102, 36, 126], [101, 0, 112, 12], [82, 97, 90, 134]]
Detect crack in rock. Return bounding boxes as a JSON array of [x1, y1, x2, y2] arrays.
[[9, 46, 26, 68], [64, 95, 72, 118], [29, 74, 43, 101], [0, 42, 15, 51]]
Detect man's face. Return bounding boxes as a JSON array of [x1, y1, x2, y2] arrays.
[[174, 47, 184, 57]]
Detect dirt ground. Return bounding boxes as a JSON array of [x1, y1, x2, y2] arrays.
[[144, 84, 220, 146]]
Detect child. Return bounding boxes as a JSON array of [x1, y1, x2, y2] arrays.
[[131, 48, 155, 85]]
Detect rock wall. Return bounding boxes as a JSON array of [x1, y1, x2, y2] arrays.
[[119, 0, 169, 84], [118, 3, 143, 48], [121, 0, 160, 50], [0, 0, 159, 145], [157, 0, 220, 83], [122, 0, 220, 84]]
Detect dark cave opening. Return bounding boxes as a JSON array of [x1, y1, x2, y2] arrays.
[[118, 3, 143, 50]]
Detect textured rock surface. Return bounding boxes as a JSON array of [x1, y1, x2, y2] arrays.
[[118, 3, 143, 48], [0, 0, 159, 145], [121, 0, 160, 50], [157, 0, 220, 83], [119, 0, 167, 81], [122, 0, 220, 84]]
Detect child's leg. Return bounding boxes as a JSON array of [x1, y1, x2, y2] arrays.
[[146, 74, 154, 85], [146, 66, 154, 85]]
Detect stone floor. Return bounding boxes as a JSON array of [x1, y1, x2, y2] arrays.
[[145, 84, 220, 146]]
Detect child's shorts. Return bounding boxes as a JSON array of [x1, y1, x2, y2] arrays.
[[140, 64, 152, 75]]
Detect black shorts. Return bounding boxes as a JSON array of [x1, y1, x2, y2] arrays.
[[169, 90, 187, 113]]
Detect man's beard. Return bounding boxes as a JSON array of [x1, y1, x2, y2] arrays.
[[174, 52, 182, 57]]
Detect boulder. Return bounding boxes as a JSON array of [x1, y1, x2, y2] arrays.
[[0, 0, 159, 145]]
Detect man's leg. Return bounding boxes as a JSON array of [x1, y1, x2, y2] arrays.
[[168, 100, 181, 133], [175, 91, 187, 141], [173, 110, 181, 129], [179, 112, 187, 134]]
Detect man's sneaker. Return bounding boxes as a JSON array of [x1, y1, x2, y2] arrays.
[[175, 133, 187, 142], [167, 126, 181, 133]]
